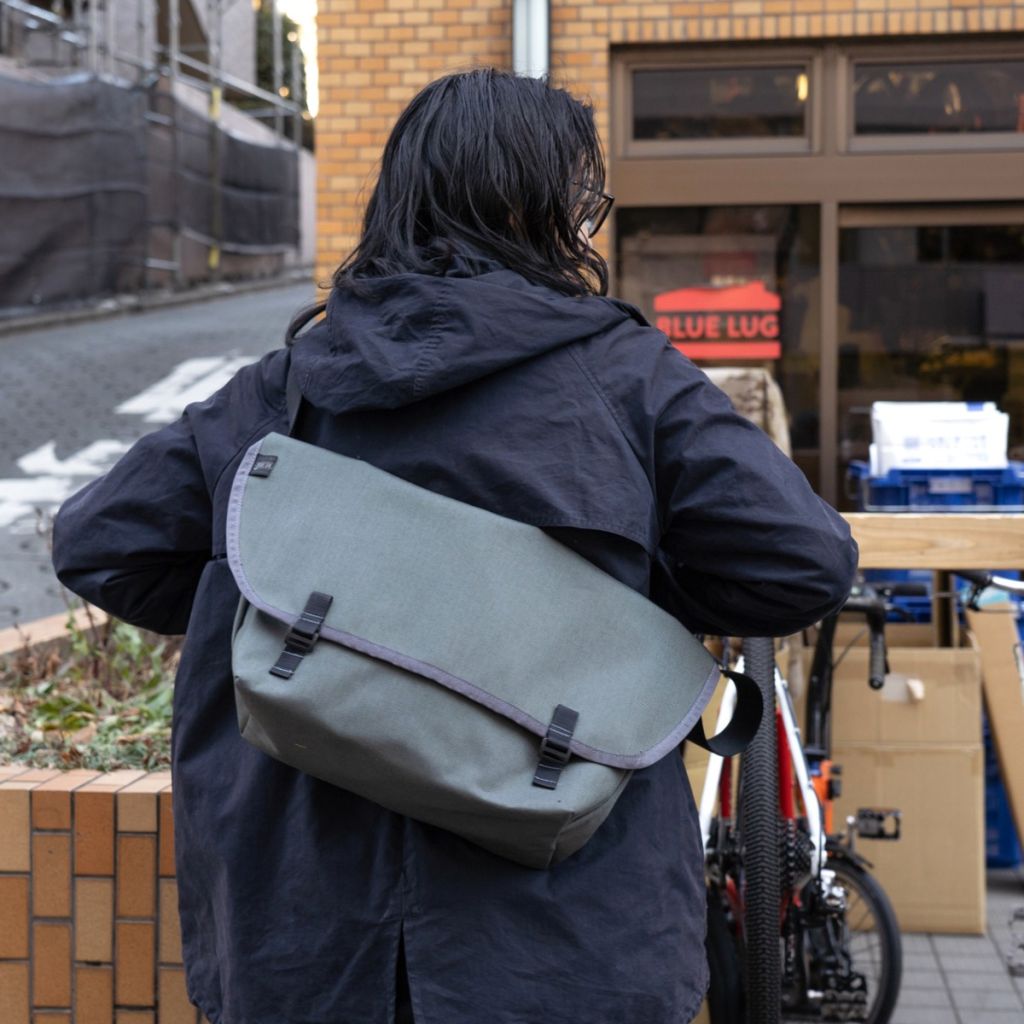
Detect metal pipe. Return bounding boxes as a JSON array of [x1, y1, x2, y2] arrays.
[[177, 50, 299, 109], [289, 28, 301, 145], [103, 0, 114, 72], [136, 0, 146, 80], [271, 0, 283, 135], [168, 0, 184, 287], [87, 0, 97, 71], [206, 0, 224, 278], [512, 0, 548, 79]]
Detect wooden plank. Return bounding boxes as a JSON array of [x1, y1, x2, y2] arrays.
[[844, 514, 1024, 570]]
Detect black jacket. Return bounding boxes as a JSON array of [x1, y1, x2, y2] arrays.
[[53, 252, 857, 1024]]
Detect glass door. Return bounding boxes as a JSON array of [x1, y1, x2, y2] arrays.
[[835, 205, 1024, 508]]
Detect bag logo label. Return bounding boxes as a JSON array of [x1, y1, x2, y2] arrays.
[[250, 455, 278, 478]]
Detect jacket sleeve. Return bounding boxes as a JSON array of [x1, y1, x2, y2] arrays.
[[647, 343, 857, 637], [51, 352, 286, 635]]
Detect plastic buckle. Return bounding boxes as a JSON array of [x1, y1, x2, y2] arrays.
[[270, 591, 333, 679], [533, 704, 579, 791]]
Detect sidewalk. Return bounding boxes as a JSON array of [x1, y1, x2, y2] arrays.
[[0, 266, 316, 338], [892, 868, 1024, 1024]]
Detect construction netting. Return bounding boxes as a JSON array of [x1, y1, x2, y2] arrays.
[[0, 72, 148, 310], [0, 71, 300, 312]]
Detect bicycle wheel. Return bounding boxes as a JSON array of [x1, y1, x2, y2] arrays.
[[738, 636, 781, 1024], [827, 855, 902, 1024]]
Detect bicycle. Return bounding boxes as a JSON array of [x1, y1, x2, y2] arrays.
[[699, 569, 1024, 1024], [698, 586, 904, 1024]]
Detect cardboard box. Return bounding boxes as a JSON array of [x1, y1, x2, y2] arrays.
[[966, 604, 1024, 875], [691, 636, 985, 940], [828, 643, 985, 934]]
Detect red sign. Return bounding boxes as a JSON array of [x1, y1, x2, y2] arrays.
[[653, 281, 782, 360]]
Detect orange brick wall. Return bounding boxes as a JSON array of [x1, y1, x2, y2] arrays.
[[0, 767, 206, 1024], [315, 0, 513, 291], [315, 0, 1024, 287]]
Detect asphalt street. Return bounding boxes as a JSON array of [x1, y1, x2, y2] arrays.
[[0, 281, 317, 629]]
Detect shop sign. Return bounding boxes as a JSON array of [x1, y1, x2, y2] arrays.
[[653, 281, 782, 360]]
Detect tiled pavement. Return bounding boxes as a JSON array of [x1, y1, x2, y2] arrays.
[[892, 869, 1024, 1024]]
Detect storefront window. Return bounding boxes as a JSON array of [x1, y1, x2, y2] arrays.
[[853, 60, 1024, 135], [616, 205, 821, 489], [837, 220, 1024, 505], [632, 66, 809, 140]]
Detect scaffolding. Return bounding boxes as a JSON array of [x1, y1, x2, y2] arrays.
[[0, 0, 306, 296]]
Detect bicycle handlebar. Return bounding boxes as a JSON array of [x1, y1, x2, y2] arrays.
[[955, 570, 1024, 597], [841, 591, 889, 689]]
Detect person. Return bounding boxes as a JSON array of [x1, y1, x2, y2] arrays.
[[52, 68, 857, 1024]]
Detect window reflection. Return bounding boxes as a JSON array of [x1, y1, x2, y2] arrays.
[[837, 222, 1024, 507], [854, 61, 1024, 134], [633, 66, 808, 140], [616, 206, 821, 489]]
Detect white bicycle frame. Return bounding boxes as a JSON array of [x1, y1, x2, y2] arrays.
[[698, 654, 826, 879]]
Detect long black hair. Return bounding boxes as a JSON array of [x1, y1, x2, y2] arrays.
[[334, 68, 609, 299]]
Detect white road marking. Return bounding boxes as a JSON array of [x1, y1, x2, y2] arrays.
[[2, 354, 256, 534], [0, 476, 74, 530], [17, 440, 131, 478], [115, 355, 255, 423]]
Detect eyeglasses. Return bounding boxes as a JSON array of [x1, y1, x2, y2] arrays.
[[574, 183, 615, 238]]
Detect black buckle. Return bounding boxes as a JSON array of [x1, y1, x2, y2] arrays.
[[533, 704, 579, 790], [270, 591, 333, 679]]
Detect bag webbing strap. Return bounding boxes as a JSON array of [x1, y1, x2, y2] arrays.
[[286, 359, 304, 437], [685, 668, 762, 757]]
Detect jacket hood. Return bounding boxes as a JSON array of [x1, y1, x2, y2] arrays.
[[290, 252, 643, 414]]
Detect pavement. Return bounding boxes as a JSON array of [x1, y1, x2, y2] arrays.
[[0, 279, 316, 627], [891, 868, 1024, 1024]]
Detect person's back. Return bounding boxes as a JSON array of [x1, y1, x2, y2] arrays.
[[52, 68, 857, 1024]]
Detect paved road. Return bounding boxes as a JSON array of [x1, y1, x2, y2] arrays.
[[0, 282, 317, 629]]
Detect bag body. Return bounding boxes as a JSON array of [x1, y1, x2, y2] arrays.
[[228, 432, 738, 868]]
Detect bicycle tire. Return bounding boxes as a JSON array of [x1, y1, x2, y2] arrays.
[[826, 855, 902, 1024], [738, 636, 781, 1024]]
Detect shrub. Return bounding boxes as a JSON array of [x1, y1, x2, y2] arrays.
[[0, 604, 181, 770]]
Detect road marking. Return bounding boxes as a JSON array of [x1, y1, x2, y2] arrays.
[[1, 354, 256, 534], [17, 440, 132, 478], [115, 355, 254, 423], [0, 441, 132, 532]]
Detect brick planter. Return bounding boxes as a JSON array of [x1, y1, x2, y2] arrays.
[[0, 767, 207, 1024]]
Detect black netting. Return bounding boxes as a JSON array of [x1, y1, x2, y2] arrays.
[[0, 73, 147, 308], [1, 73, 301, 310]]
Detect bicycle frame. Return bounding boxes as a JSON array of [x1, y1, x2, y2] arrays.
[[699, 656, 826, 880]]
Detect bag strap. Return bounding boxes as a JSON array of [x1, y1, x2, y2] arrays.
[[284, 302, 326, 437], [286, 358, 304, 437], [685, 667, 763, 757]]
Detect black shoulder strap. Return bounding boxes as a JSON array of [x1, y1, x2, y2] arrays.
[[284, 301, 327, 438], [286, 358, 304, 437], [686, 667, 763, 757]]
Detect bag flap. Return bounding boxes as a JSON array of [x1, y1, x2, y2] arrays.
[[226, 433, 721, 771]]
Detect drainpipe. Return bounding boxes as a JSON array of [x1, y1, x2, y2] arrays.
[[512, 0, 548, 79]]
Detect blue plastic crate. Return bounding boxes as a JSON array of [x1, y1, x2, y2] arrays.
[[984, 715, 1022, 869], [848, 462, 1024, 512]]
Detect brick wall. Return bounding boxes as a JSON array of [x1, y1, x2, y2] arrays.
[[315, 0, 513, 290], [0, 767, 205, 1024], [315, 0, 1024, 286]]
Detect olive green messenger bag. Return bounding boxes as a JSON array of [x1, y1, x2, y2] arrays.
[[225, 373, 761, 869]]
